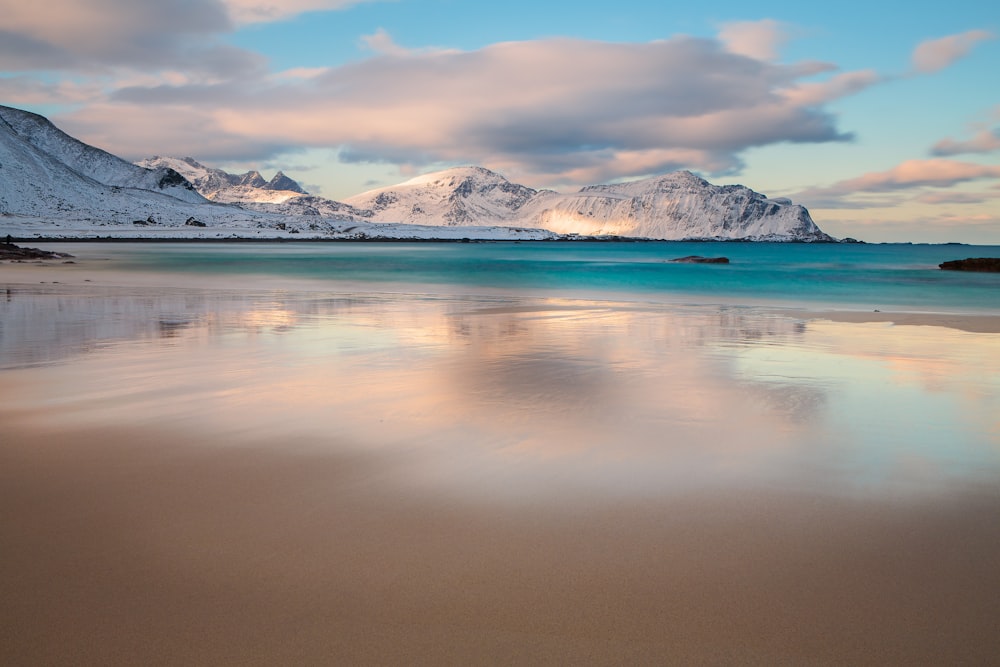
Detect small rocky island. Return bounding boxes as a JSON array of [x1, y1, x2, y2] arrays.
[[669, 255, 730, 264], [939, 257, 1000, 273], [0, 241, 74, 261]]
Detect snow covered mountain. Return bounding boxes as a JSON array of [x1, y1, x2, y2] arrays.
[[345, 166, 538, 226], [0, 105, 205, 204], [0, 106, 219, 223], [524, 171, 830, 241], [0, 104, 832, 241], [136, 156, 306, 203], [0, 106, 554, 240], [347, 166, 831, 241], [136, 155, 368, 220]]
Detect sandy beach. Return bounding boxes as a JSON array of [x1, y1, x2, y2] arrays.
[[3, 253, 1000, 664], [3, 421, 999, 665]]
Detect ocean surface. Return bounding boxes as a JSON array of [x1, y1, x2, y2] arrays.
[[2, 241, 1000, 663], [73, 240, 1000, 311]]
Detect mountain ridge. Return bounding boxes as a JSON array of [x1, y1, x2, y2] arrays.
[[344, 165, 832, 241], [0, 104, 833, 241]]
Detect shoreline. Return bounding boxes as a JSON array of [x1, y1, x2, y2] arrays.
[[3, 255, 1000, 333], [7, 235, 995, 246]]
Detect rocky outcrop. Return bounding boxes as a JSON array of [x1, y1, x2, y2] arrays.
[[0, 241, 73, 260], [266, 171, 306, 193], [939, 257, 1000, 272], [669, 255, 730, 264]]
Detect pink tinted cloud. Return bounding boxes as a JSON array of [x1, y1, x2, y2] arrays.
[[839, 159, 1000, 191], [793, 159, 1000, 207], [718, 19, 789, 61], [931, 129, 1000, 156], [782, 70, 882, 106], [0, 0, 379, 73], [223, 0, 385, 24], [58, 33, 863, 185], [911, 30, 994, 73], [0, 0, 231, 70], [917, 191, 1000, 205]]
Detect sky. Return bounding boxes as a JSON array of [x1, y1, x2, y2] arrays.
[[1, 0, 998, 242]]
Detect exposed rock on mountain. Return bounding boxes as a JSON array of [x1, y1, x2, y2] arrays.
[[267, 171, 306, 193], [136, 157, 308, 202], [134, 157, 359, 220]]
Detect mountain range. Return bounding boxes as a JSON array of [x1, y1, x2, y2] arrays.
[[1, 104, 833, 241]]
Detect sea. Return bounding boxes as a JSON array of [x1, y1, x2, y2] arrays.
[[88, 240, 1000, 311]]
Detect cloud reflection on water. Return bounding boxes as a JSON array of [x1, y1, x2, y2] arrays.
[[1, 287, 998, 499]]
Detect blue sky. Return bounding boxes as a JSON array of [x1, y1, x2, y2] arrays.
[[1, 0, 998, 241]]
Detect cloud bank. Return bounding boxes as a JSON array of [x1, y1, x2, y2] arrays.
[[48, 27, 879, 185], [2, 4, 994, 194], [793, 159, 1000, 208]]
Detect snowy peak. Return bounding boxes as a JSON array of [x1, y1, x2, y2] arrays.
[[266, 171, 305, 193], [239, 170, 267, 188], [137, 157, 309, 204], [346, 166, 538, 226], [398, 165, 517, 188], [0, 105, 204, 204], [581, 170, 710, 195]]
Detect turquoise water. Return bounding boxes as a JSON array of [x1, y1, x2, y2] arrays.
[[71, 241, 1000, 311]]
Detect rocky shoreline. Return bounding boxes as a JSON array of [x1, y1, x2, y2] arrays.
[[0, 241, 74, 261], [939, 257, 1000, 272]]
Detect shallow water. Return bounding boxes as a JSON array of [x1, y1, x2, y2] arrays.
[[3, 286, 998, 497]]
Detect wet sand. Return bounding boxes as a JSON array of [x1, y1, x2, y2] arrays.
[[3, 421, 999, 665], [3, 254, 1000, 664], [790, 308, 1000, 334]]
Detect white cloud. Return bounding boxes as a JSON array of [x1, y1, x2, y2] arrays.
[[911, 30, 994, 74]]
